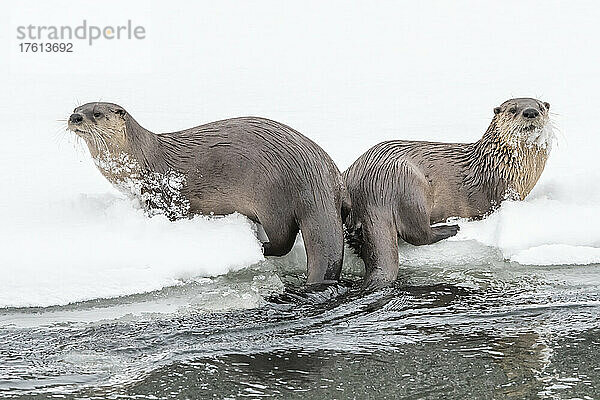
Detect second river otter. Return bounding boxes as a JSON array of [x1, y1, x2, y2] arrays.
[[343, 98, 554, 289], [67, 102, 349, 286]]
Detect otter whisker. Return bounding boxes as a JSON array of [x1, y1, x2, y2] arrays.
[[89, 126, 102, 154], [75, 135, 86, 157], [546, 118, 564, 148], [97, 132, 110, 154], [51, 128, 69, 149], [93, 125, 111, 154]]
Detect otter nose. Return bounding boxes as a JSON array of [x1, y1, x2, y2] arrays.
[[522, 108, 540, 119], [69, 113, 83, 124]]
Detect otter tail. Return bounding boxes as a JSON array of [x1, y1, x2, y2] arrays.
[[344, 220, 363, 256]]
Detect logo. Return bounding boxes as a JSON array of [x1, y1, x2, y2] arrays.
[[16, 20, 146, 46]]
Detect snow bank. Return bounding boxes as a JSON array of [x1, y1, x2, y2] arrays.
[[0, 195, 263, 308], [454, 167, 600, 266]]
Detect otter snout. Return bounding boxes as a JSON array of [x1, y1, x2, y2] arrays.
[[69, 113, 83, 124], [522, 108, 540, 119]]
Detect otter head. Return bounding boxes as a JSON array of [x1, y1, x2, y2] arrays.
[[67, 102, 128, 156], [491, 98, 553, 149]]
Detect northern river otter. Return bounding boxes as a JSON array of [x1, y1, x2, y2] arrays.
[[67, 102, 350, 286], [343, 98, 554, 289]]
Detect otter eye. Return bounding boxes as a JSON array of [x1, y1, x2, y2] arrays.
[[509, 107, 517, 114], [93, 112, 103, 119], [493, 107, 501, 115]]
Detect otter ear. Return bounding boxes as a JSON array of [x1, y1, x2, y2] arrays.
[[493, 107, 501, 115], [543, 102, 550, 110], [112, 107, 126, 117]]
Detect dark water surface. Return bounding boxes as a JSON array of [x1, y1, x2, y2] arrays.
[[2, 243, 600, 399]]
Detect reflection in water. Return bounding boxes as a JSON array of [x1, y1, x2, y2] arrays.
[[1, 246, 600, 399]]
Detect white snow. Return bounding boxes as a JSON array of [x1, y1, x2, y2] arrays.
[[1, 1, 599, 307], [455, 168, 600, 265], [0, 196, 264, 308], [511, 245, 600, 266]]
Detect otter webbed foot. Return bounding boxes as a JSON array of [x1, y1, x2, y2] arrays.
[[268, 281, 350, 305], [402, 224, 460, 246]]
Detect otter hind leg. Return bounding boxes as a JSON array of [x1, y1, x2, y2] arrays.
[[298, 211, 345, 286], [402, 221, 460, 245], [358, 209, 400, 291], [398, 204, 459, 246], [401, 219, 460, 246], [396, 175, 458, 246]]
